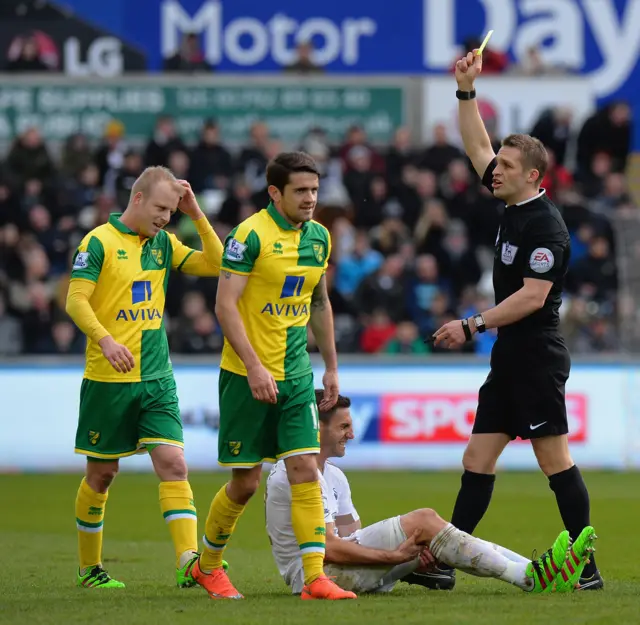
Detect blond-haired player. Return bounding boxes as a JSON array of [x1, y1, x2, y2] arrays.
[[66, 167, 223, 588]]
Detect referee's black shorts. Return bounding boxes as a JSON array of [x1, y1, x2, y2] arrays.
[[472, 333, 571, 441]]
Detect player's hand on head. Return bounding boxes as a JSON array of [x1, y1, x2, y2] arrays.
[[247, 363, 279, 404], [176, 179, 205, 220], [98, 336, 135, 373], [318, 369, 339, 411], [455, 50, 482, 89]]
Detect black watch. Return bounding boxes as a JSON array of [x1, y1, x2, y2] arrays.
[[456, 89, 476, 100], [473, 313, 487, 334]]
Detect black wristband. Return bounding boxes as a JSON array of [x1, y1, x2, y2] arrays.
[[456, 89, 476, 100], [461, 318, 472, 341]]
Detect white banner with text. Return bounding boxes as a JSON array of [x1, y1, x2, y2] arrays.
[[0, 364, 632, 471]]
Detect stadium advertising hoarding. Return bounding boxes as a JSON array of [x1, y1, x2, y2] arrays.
[[422, 76, 596, 146], [56, 0, 640, 148], [0, 364, 628, 472], [0, 81, 404, 145]]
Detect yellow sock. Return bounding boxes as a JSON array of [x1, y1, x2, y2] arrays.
[[76, 477, 108, 573], [159, 481, 198, 567], [290, 481, 326, 585], [200, 484, 245, 572]]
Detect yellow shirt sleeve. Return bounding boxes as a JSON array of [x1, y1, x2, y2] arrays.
[[66, 279, 110, 344], [169, 218, 222, 277]]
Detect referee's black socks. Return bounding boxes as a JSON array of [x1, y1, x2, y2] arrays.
[[548, 465, 597, 577], [450, 470, 496, 535]]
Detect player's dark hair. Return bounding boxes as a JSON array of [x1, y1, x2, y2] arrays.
[[502, 134, 548, 182], [314, 391, 351, 424], [266, 151, 320, 192]]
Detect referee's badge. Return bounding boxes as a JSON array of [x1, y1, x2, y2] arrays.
[[501, 242, 518, 265]]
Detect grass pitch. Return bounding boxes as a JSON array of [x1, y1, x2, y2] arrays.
[[1, 471, 638, 625]]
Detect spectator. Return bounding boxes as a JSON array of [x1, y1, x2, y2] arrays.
[[6, 128, 55, 186], [405, 254, 448, 333], [540, 148, 574, 202], [577, 102, 632, 176], [284, 41, 324, 73], [189, 120, 233, 192], [530, 107, 573, 167], [4, 34, 51, 72], [417, 124, 464, 175], [61, 133, 94, 178], [163, 33, 212, 72], [334, 230, 384, 300], [359, 309, 397, 354], [39, 320, 85, 354], [339, 126, 385, 175], [354, 255, 407, 323], [145, 116, 188, 168], [237, 122, 271, 193], [384, 320, 429, 354], [568, 235, 618, 303], [93, 120, 128, 189], [115, 151, 144, 209], [386, 127, 417, 186]]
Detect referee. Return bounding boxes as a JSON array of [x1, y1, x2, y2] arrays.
[[425, 48, 602, 591]]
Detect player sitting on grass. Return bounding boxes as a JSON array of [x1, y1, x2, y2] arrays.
[[265, 392, 597, 595]]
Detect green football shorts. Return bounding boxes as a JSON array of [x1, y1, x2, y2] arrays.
[[74, 374, 184, 460], [217, 370, 320, 467]]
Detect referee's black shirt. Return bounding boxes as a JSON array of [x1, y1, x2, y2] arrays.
[[482, 158, 571, 339]]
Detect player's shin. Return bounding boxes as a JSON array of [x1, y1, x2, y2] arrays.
[[76, 477, 108, 573], [548, 465, 597, 576], [159, 480, 198, 567], [430, 524, 531, 590], [477, 538, 530, 564], [200, 484, 245, 572], [291, 481, 326, 585]]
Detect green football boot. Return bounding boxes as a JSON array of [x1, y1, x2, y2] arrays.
[[525, 530, 570, 593], [554, 526, 597, 593], [177, 554, 229, 588], [77, 565, 125, 588]]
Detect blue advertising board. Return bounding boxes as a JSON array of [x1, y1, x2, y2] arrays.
[[55, 0, 640, 147]]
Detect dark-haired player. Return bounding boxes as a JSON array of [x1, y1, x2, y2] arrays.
[[190, 152, 355, 601]]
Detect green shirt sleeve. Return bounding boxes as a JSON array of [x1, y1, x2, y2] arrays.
[[70, 235, 104, 282], [221, 226, 261, 275]]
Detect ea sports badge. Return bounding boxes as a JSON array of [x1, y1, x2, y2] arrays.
[[529, 247, 554, 273]]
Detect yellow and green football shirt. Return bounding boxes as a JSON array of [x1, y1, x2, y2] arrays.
[[70, 213, 196, 383], [220, 202, 331, 381]]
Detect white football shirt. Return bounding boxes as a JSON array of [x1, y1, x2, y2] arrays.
[[265, 460, 336, 581], [322, 461, 360, 524]]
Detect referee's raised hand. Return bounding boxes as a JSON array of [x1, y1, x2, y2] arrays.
[[455, 49, 483, 88]]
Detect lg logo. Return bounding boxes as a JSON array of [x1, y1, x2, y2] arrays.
[[65, 37, 123, 77]]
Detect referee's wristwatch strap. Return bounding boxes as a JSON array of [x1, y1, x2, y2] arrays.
[[456, 89, 476, 100], [461, 318, 472, 341]]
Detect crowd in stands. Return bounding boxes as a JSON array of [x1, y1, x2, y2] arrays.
[[0, 100, 633, 356]]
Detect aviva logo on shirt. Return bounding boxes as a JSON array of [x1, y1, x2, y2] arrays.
[[115, 280, 162, 321], [261, 276, 308, 317]]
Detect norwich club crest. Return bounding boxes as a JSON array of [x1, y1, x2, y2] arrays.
[[228, 441, 242, 456], [313, 244, 325, 264], [88, 431, 101, 446], [151, 248, 163, 266]]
